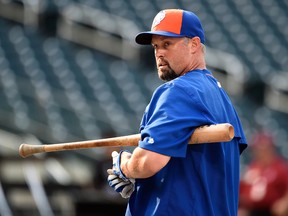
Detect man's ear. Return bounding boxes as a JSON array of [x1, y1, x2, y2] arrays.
[[190, 36, 201, 53]]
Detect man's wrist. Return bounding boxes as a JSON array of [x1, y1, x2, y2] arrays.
[[123, 160, 131, 179], [120, 151, 132, 176]]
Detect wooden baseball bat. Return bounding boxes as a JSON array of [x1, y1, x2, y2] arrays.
[[19, 123, 234, 158]]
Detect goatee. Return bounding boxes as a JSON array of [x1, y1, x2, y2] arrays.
[[159, 67, 178, 81]]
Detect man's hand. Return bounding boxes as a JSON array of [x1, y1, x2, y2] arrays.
[[107, 151, 135, 198], [271, 195, 288, 216], [107, 169, 135, 199]]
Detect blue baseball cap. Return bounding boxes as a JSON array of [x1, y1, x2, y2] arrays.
[[135, 9, 205, 45]]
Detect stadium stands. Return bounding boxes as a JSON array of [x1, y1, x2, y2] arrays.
[[0, 0, 287, 215]]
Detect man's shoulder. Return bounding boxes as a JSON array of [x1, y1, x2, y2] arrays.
[[155, 79, 195, 97]]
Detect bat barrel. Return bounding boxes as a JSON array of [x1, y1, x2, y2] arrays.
[[189, 123, 234, 144], [228, 124, 234, 140]]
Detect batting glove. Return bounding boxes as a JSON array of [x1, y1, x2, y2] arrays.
[[107, 169, 135, 199], [111, 150, 131, 182]]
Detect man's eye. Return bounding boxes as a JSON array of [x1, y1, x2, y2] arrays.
[[164, 42, 170, 47]]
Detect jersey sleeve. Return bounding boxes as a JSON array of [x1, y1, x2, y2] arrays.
[[139, 82, 210, 157]]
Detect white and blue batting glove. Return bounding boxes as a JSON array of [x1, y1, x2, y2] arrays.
[[107, 169, 135, 199], [111, 150, 131, 182]]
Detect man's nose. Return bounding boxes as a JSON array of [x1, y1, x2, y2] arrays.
[[155, 48, 165, 58]]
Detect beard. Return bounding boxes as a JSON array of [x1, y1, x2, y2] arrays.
[[158, 65, 179, 81]]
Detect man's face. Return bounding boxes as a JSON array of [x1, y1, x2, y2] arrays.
[[151, 36, 192, 81]]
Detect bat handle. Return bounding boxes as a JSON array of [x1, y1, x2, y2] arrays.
[[19, 144, 45, 158]]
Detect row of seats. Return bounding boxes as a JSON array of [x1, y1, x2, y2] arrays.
[[1, 2, 287, 215], [0, 0, 287, 158], [0, 18, 153, 143], [45, 0, 288, 81]]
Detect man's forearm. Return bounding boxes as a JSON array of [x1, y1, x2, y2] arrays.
[[120, 147, 170, 179]]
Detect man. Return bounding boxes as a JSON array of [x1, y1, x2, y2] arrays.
[[239, 131, 288, 216], [107, 9, 247, 216]]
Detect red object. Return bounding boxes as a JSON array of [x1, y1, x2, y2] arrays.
[[239, 158, 288, 210]]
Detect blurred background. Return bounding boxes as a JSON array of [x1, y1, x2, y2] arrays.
[[0, 0, 287, 215]]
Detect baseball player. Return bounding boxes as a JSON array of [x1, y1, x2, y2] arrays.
[[239, 132, 288, 216], [107, 9, 247, 216]]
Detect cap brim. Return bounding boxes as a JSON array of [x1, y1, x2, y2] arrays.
[[135, 31, 184, 45]]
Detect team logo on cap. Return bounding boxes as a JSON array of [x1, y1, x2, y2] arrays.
[[151, 10, 165, 29]]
